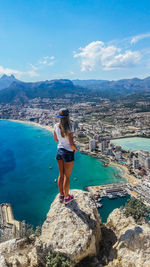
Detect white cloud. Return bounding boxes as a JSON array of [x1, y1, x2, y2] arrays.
[[74, 41, 141, 71], [0, 65, 39, 79], [26, 70, 39, 77], [29, 63, 39, 71], [131, 33, 150, 44], [104, 50, 141, 70], [38, 56, 55, 66], [0, 65, 22, 76], [0, 55, 55, 80], [69, 71, 75, 75]]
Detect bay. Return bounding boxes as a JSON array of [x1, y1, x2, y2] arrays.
[[0, 120, 127, 226]]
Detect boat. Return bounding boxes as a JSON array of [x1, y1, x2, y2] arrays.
[[96, 203, 103, 208], [97, 198, 102, 202], [117, 192, 123, 197], [107, 194, 117, 199], [49, 166, 53, 169], [102, 162, 109, 167], [54, 179, 57, 183], [73, 177, 77, 181]]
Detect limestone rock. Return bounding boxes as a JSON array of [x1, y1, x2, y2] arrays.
[[0, 189, 102, 266], [40, 189, 102, 263], [106, 208, 150, 267], [0, 255, 8, 267]]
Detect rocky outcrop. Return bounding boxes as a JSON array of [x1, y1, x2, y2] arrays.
[[106, 208, 150, 267], [40, 189, 102, 263], [0, 189, 102, 266], [1, 192, 149, 267]]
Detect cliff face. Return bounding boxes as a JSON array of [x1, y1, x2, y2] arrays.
[[0, 191, 150, 267], [40, 189, 102, 263], [0, 190, 102, 266], [106, 208, 150, 267]]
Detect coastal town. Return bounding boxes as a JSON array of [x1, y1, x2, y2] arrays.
[[0, 96, 150, 211]]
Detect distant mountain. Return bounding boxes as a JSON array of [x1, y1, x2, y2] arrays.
[[0, 76, 150, 104], [72, 77, 150, 97], [0, 79, 83, 104], [0, 74, 19, 90], [72, 79, 108, 87]]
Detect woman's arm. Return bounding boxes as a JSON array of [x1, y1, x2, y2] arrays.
[[69, 133, 77, 152], [53, 131, 58, 142]]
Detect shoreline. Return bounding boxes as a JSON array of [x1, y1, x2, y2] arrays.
[[78, 146, 138, 185], [109, 161, 139, 185], [0, 118, 139, 185], [0, 118, 54, 133]]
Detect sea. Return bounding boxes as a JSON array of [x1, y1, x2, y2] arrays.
[[0, 120, 129, 227]]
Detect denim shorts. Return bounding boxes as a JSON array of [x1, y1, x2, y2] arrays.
[[56, 148, 74, 162]]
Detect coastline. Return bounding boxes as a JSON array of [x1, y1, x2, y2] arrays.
[[79, 146, 138, 185], [109, 161, 139, 185], [0, 119, 54, 133], [0, 118, 139, 186]]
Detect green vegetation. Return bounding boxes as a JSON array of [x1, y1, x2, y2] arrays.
[[123, 197, 150, 224], [46, 252, 74, 267], [23, 224, 42, 238]]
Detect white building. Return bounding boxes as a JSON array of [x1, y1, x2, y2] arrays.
[[101, 124, 104, 132], [101, 140, 106, 153], [133, 158, 139, 169], [97, 120, 102, 127], [74, 120, 79, 130], [79, 123, 84, 131], [115, 151, 122, 160], [89, 139, 96, 151], [138, 151, 150, 168], [145, 157, 150, 169]]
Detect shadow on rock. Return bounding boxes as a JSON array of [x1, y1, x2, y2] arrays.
[[66, 200, 97, 230], [97, 226, 117, 266]]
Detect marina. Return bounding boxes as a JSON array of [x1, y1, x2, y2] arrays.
[[86, 182, 150, 207], [85, 183, 128, 208], [85, 183, 127, 198]]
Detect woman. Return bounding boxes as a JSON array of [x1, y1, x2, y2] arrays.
[[54, 108, 77, 204]]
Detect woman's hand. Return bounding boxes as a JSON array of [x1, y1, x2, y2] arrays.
[[73, 146, 77, 153], [69, 133, 77, 152], [53, 131, 58, 142]]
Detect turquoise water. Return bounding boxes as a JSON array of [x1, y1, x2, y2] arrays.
[[99, 195, 130, 222], [0, 120, 127, 226], [111, 137, 150, 152]]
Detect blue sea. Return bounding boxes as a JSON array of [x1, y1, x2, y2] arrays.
[[0, 120, 128, 226]]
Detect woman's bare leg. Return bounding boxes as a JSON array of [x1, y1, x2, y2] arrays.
[[63, 161, 74, 197], [57, 160, 64, 195]]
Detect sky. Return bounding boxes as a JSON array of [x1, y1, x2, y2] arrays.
[[0, 0, 150, 82]]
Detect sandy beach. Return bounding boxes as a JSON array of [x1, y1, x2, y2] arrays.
[[110, 161, 139, 185], [0, 119, 140, 186], [0, 119, 54, 133]]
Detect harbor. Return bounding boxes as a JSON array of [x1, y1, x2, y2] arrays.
[[85, 182, 150, 208]]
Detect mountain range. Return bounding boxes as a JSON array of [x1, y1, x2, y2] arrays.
[[0, 74, 19, 90], [0, 75, 150, 104]]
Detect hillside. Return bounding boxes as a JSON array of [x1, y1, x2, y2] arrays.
[[0, 78, 82, 104], [0, 75, 150, 104], [73, 77, 150, 98]]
